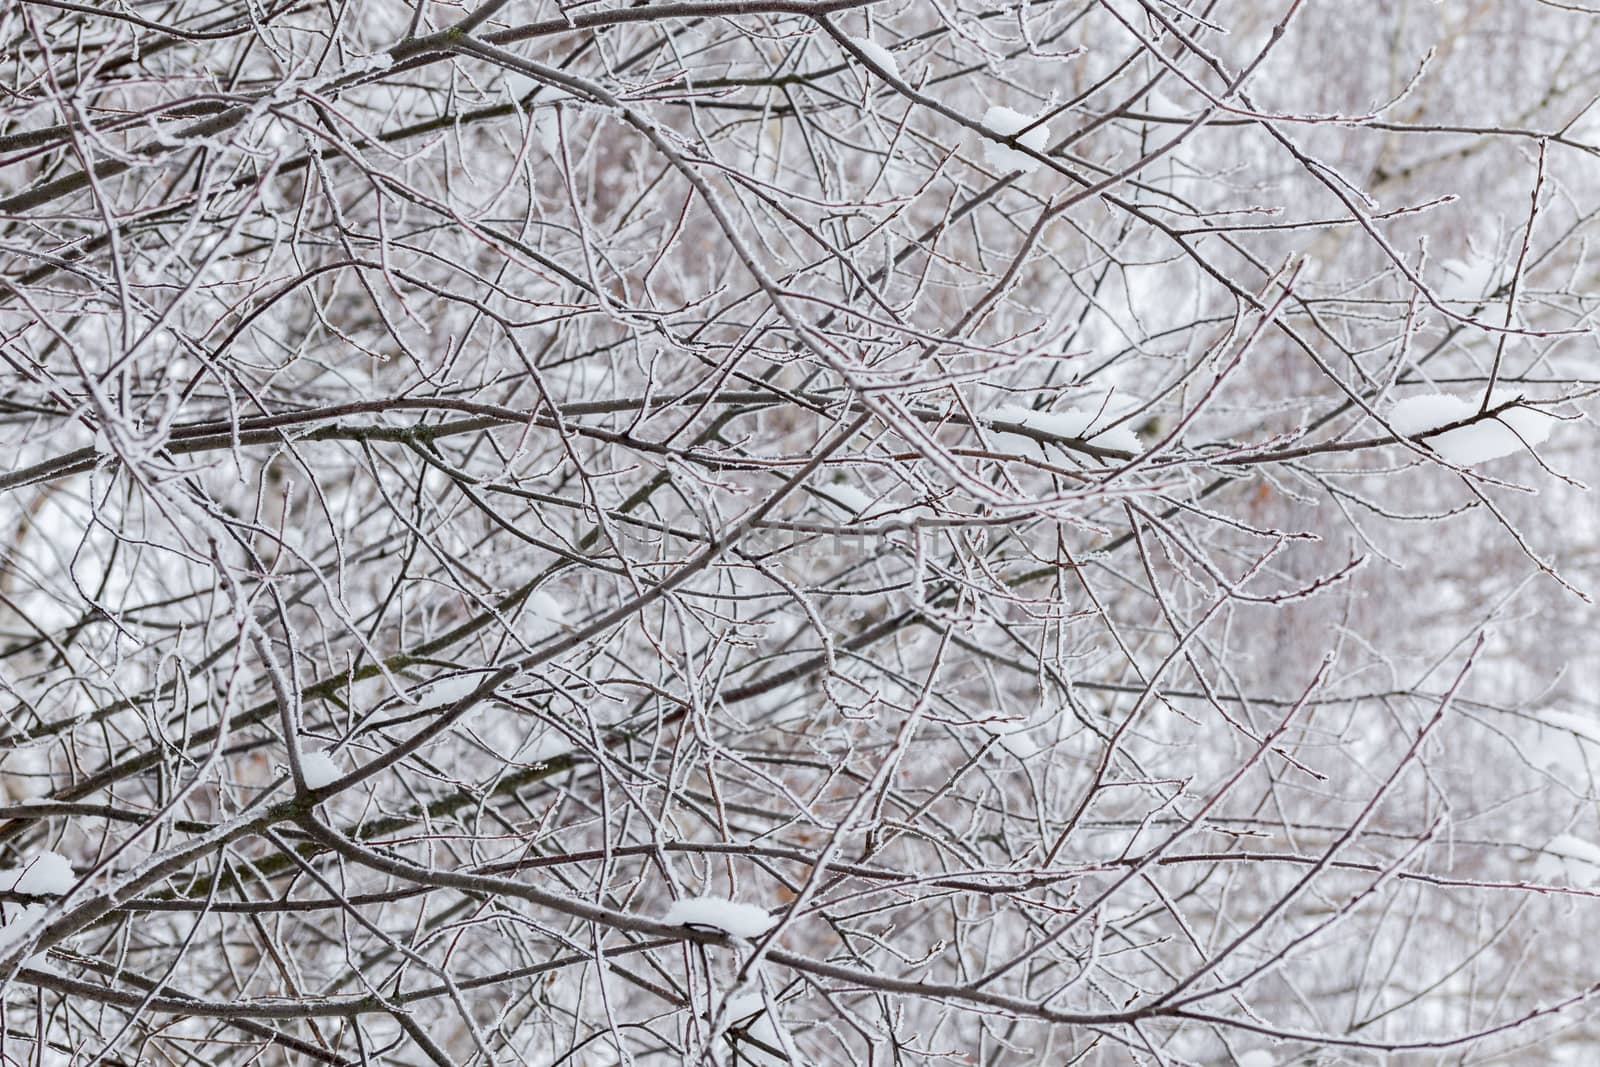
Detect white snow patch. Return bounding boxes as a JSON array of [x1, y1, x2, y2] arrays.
[[417, 674, 485, 710], [529, 588, 569, 624], [352, 52, 394, 74], [662, 896, 777, 938], [1143, 89, 1185, 118], [525, 730, 574, 765], [815, 483, 875, 517], [1387, 393, 1476, 437], [0, 904, 50, 969], [1531, 710, 1600, 784], [524, 588, 571, 643], [1236, 1053, 1276, 1067], [996, 726, 1050, 760], [985, 429, 1046, 459], [724, 992, 768, 1023], [0, 855, 71, 970], [505, 68, 540, 102], [535, 109, 561, 156], [503, 73, 568, 155], [1540, 710, 1600, 743], [300, 749, 343, 790], [1492, 402, 1558, 445], [986, 393, 1142, 453], [982, 105, 1050, 173], [850, 37, 899, 80], [978, 704, 1095, 762], [0, 852, 74, 896], [1386, 392, 1558, 465], [988, 715, 1066, 760], [1538, 834, 1600, 885], [1536, 710, 1600, 759], [1438, 256, 1501, 302], [0, 746, 51, 803], [527, 89, 572, 157]]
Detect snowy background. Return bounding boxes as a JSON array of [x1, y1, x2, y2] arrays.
[[3, 0, 1600, 1063]]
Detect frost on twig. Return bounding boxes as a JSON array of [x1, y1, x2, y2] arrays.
[[4, 0, 1600, 1062]]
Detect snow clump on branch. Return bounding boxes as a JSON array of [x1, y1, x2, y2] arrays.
[[662, 897, 778, 938], [981, 105, 1051, 173], [1386, 392, 1557, 465], [300, 749, 344, 790], [986, 391, 1144, 454], [0, 852, 74, 896], [849, 37, 899, 80]]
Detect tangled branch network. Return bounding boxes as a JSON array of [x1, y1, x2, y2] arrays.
[[5, 0, 1600, 1062]]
